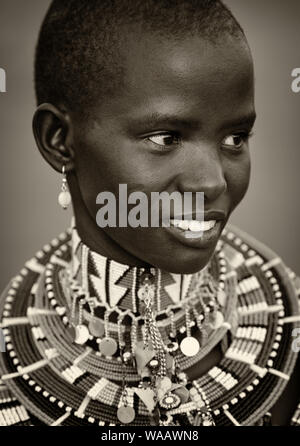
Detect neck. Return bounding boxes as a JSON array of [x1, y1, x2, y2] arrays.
[[70, 218, 214, 314]]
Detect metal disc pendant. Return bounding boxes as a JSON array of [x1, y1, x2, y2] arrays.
[[117, 406, 135, 424], [210, 311, 224, 329], [88, 318, 105, 337], [74, 325, 90, 345], [99, 337, 118, 356], [180, 336, 200, 357]]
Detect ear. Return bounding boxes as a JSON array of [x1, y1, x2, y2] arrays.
[[32, 103, 75, 174]]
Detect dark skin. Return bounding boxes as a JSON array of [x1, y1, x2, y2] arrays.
[[33, 33, 255, 275], [33, 32, 299, 424]]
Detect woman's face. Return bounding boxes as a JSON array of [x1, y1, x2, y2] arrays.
[[69, 34, 255, 274]]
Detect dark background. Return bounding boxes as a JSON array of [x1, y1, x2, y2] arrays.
[[0, 0, 299, 290]]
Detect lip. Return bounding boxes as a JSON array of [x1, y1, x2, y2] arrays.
[[164, 209, 226, 222], [161, 209, 226, 227], [179, 209, 226, 222]]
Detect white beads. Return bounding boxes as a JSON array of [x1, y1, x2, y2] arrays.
[[234, 237, 242, 246], [36, 250, 44, 259], [58, 191, 72, 210]]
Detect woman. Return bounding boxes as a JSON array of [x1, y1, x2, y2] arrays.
[[0, 0, 299, 426]]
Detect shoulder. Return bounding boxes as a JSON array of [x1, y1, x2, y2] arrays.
[[221, 223, 300, 297], [220, 223, 300, 332], [219, 223, 300, 424], [0, 229, 72, 426], [0, 282, 34, 425]]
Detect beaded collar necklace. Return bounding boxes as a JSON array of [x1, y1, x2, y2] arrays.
[[0, 223, 299, 426], [50, 222, 238, 424], [64, 222, 237, 364]]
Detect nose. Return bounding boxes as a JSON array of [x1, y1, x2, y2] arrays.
[[176, 143, 227, 202]]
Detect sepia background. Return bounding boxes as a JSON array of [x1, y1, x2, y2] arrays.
[[0, 0, 299, 290]]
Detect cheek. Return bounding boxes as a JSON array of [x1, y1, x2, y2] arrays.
[[226, 154, 251, 208], [73, 138, 168, 217]]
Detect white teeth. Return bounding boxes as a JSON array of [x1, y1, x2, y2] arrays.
[[189, 220, 203, 232], [177, 220, 190, 230], [172, 219, 181, 228], [171, 219, 217, 232]]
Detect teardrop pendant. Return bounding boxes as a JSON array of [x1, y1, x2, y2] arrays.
[[58, 165, 71, 210], [58, 190, 71, 210]]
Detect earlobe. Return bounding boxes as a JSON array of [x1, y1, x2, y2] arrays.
[[32, 103, 75, 173]]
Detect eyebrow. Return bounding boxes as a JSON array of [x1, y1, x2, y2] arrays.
[[129, 112, 200, 131], [129, 111, 257, 132], [219, 112, 257, 131]]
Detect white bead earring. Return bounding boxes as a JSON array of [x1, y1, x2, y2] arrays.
[[58, 165, 72, 210]]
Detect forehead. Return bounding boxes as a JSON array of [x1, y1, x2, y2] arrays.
[[97, 33, 255, 125]]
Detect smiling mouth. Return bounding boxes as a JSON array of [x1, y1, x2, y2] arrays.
[[170, 219, 218, 239], [170, 219, 216, 233], [164, 218, 223, 245]]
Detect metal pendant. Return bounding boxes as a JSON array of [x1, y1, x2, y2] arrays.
[[138, 286, 155, 302], [134, 387, 156, 413], [173, 386, 190, 404], [74, 325, 90, 345], [67, 325, 77, 342], [99, 337, 118, 356], [134, 342, 156, 375], [157, 376, 172, 401], [180, 336, 200, 357], [217, 288, 227, 306], [88, 318, 105, 337], [209, 310, 224, 329], [117, 406, 136, 424]]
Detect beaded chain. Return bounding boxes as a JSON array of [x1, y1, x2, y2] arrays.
[[0, 224, 300, 426]]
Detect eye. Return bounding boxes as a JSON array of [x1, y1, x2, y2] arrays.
[[147, 133, 181, 149], [222, 132, 252, 151]]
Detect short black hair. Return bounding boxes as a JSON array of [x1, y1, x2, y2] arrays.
[[35, 0, 246, 113]]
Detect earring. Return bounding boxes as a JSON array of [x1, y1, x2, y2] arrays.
[[58, 165, 72, 210]]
